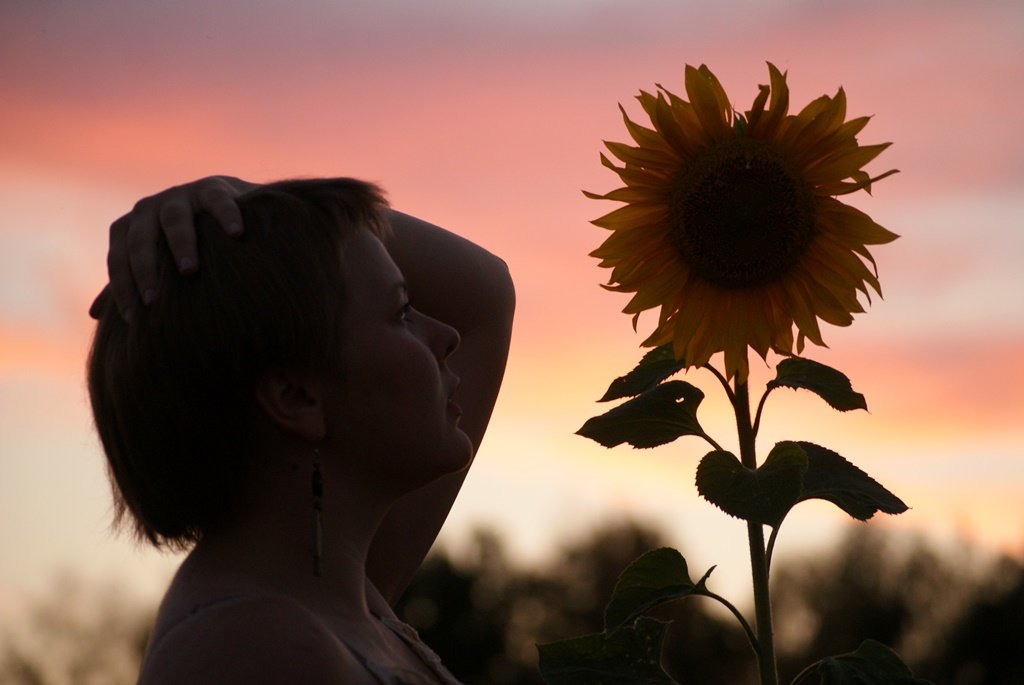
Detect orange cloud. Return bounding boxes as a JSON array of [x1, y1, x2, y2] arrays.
[[0, 326, 88, 376]]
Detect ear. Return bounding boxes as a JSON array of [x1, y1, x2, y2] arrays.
[[255, 369, 326, 441]]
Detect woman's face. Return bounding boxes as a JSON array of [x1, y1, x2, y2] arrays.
[[322, 230, 471, 489]]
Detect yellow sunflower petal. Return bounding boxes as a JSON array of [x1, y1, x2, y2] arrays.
[[742, 293, 775, 358], [599, 155, 674, 191], [801, 244, 877, 305], [591, 234, 657, 263], [623, 270, 684, 313], [585, 186, 669, 204], [685, 64, 733, 141], [806, 142, 893, 184], [749, 62, 790, 138], [824, 168, 901, 196], [646, 91, 702, 158], [620, 104, 679, 158], [589, 63, 896, 381], [782, 278, 826, 348], [604, 141, 679, 171], [801, 273, 859, 325], [591, 202, 668, 230], [781, 93, 840, 151], [758, 284, 794, 353], [818, 198, 900, 245]]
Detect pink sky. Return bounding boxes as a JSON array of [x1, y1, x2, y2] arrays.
[[2, 0, 1022, 609]]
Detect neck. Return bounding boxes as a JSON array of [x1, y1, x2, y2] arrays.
[[184, 447, 398, 619]]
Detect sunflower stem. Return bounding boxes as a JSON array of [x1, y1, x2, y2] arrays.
[[751, 386, 773, 439], [701, 432, 726, 453], [704, 363, 736, 404], [701, 590, 759, 656], [734, 379, 779, 685], [765, 524, 782, 576]]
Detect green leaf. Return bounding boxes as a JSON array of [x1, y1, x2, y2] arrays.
[[768, 358, 867, 412], [604, 547, 713, 632], [599, 344, 686, 402], [695, 443, 808, 526], [797, 442, 908, 521], [538, 616, 676, 685], [578, 381, 706, 449], [792, 639, 934, 684]]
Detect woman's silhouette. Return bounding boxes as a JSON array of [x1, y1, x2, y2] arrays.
[[88, 176, 515, 684]]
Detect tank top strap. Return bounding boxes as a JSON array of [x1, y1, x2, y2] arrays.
[[365, 581, 466, 685]]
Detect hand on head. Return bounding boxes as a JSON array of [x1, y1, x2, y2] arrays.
[[89, 175, 255, 322]]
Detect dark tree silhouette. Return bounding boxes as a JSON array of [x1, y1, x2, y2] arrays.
[[394, 530, 521, 684], [0, 573, 152, 685], [401, 522, 1023, 685], [3, 523, 1021, 684], [771, 525, 1023, 684], [918, 555, 1024, 684], [397, 520, 753, 685]]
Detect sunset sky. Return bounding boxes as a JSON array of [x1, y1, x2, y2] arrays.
[[2, 0, 1022, 614]]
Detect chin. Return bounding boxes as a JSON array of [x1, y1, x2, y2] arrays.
[[399, 432, 473, 490], [441, 430, 474, 474]]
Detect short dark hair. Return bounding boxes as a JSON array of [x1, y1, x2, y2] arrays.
[[87, 178, 389, 549]]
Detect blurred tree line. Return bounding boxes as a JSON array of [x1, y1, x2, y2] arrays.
[[1, 522, 1021, 684], [0, 574, 151, 685]]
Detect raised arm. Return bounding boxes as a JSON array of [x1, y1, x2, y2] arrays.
[[366, 211, 515, 603]]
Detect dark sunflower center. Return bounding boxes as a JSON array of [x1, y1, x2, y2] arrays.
[[669, 139, 816, 289]]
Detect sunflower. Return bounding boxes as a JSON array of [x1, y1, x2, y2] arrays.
[[589, 63, 898, 383]]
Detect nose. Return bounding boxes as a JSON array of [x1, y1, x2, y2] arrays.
[[427, 314, 460, 360]]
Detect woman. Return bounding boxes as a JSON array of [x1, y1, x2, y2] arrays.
[[88, 176, 515, 684]]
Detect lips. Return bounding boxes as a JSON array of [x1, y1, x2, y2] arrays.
[[446, 375, 463, 417], [447, 398, 463, 418]]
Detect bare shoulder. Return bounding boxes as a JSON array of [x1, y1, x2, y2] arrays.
[[139, 595, 378, 685]]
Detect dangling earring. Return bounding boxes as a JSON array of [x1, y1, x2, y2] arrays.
[[311, 447, 324, 577]]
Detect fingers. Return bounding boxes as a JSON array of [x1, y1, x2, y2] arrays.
[[88, 284, 111, 320], [158, 177, 245, 273], [107, 213, 139, 321], [100, 175, 250, 322], [197, 178, 245, 238], [157, 196, 199, 276]]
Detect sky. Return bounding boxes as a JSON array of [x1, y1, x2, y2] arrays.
[[1, 0, 1023, 616]]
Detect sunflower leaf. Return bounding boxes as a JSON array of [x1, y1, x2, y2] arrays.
[[599, 344, 686, 402], [537, 616, 676, 685], [604, 547, 713, 632], [579, 381, 705, 449], [695, 443, 808, 526], [768, 358, 867, 412], [796, 442, 908, 521], [791, 639, 934, 685]]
